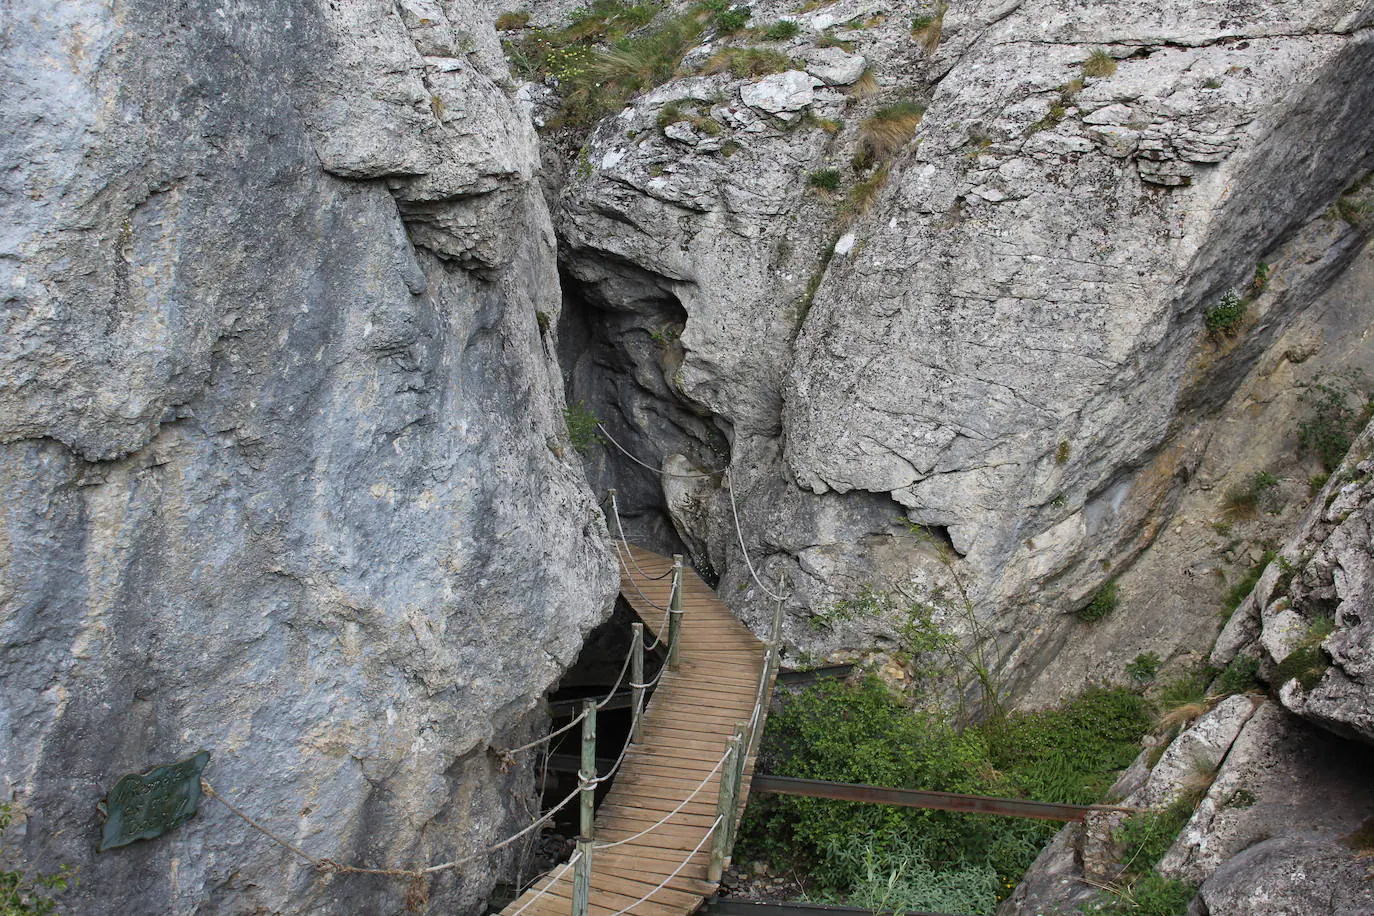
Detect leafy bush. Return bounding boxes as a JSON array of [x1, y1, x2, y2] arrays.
[[739, 678, 1152, 909], [808, 168, 842, 192], [1082, 49, 1118, 78], [1126, 652, 1162, 685], [1214, 655, 1259, 696], [701, 46, 792, 77], [1298, 376, 1372, 472], [1078, 581, 1119, 622], [563, 401, 603, 452], [762, 19, 800, 40], [1203, 290, 1246, 337], [853, 101, 925, 170]]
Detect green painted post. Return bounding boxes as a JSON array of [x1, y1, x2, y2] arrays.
[[573, 700, 596, 916], [726, 722, 749, 856], [631, 622, 645, 744], [668, 554, 684, 671], [707, 735, 740, 883], [572, 837, 592, 916]]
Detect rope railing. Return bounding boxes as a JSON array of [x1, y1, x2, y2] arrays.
[[597, 423, 726, 481], [200, 531, 779, 914], [604, 816, 724, 916]]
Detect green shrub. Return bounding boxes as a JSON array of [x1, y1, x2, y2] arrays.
[[1082, 49, 1118, 78], [1078, 581, 1119, 622], [762, 19, 800, 40], [714, 6, 749, 32], [740, 678, 1151, 905], [1114, 798, 1195, 880], [1214, 655, 1259, 696], [1126, 652, 1162, 685], [1298, 377, 1372, 472], [808, 168, 842, 192], [563, 401, 603, 452], [1203, 290, 1246, 337], [853, 101, 924, 169]]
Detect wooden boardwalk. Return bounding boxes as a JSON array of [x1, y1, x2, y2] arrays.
[[500, 546, 774, 916]]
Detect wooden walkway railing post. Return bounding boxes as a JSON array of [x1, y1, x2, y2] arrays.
[[573, 700, 596, 916], [668, 554, 684, 670], [630, 621, 645, 744], [708, 733, 741, 883], [726, 722, 749, 856]]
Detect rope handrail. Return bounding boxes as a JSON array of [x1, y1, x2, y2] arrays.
[[507, 851, 581, 916], [726, 476, 787, 603], [597, 423, 726, 481], [609, 491, 673, 581], [605, 816, 723, 916], [610, 532, 673, 614], [593, 744, 730, 850], [203, 771, 590, 879]]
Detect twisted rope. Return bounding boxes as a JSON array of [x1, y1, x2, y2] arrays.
[[597, 423, 726, 480], [605, 816, 723, 916], [593, 746, 729, 850]]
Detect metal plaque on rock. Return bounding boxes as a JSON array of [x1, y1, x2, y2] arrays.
[[97, 750, 210, 852]]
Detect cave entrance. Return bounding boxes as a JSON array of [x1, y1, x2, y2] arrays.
[[538, 599, 665, 838]]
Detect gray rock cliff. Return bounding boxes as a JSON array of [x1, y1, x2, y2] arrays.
[[1, 1, 614, 913]]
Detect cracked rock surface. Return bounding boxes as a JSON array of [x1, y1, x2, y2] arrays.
[[1, 1, 614, 913]]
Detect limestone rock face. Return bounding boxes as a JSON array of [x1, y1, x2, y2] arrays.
[[1213, 421, 1374, 743], [0, 1, 614, 913], [1193, 834, 1374, 916], [552, 0, 1374, 694]]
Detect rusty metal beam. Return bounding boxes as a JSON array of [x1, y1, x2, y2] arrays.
[[776, 663, 855, 686], [704, 899, 975, 916], [749, 775, 1099, 822]]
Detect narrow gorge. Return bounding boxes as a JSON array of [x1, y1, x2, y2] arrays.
[[1, 0, 1371, 914]]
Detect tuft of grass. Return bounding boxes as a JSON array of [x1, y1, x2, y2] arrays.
[[1126, 652, 1162, 685], [843, 165, 890, 217], [910, 3, 946, 54], [816, 30, 857, 50], [1078, 581, 1119, 622], [1222, 470, 1279, 519], [1082, 49, 1118, 78], [701, 46, 792, 77], [496, 9, 531, 29], [1055, 440, 1071, 465], [853, 101, 924, 169], [762, 19, 800, 40], [657, 101, 723, 135], [808, 168, 842, 192], [1214, 655, 1260, 696], [1273, 615, 1335, 690], [1222, 549, 1276, 616]]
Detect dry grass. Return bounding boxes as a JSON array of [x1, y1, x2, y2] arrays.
[[911, 3, 946, 54], [843, 164, 890, 218], [1156, 701, 1210, 734], [846, 66, 879, 99], [700, 46, 791, 77], [852, 100, 924, 169], [1083, 49, 1118, 78]]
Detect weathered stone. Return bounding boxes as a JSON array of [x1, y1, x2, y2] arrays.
[[1193, 834, 1374, 916], [739, 70, 818, 119], [0, 1, 615, 913], [802, 47, 867, 86]]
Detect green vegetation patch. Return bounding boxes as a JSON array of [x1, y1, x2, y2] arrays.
[[563, 400, 603, 452], [2, 804, 72, 915], [1078, 581, 1120, 622], [738, 678, 1152, 913], [701, 46, 792, 77], [853, 101, 925, 170]]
